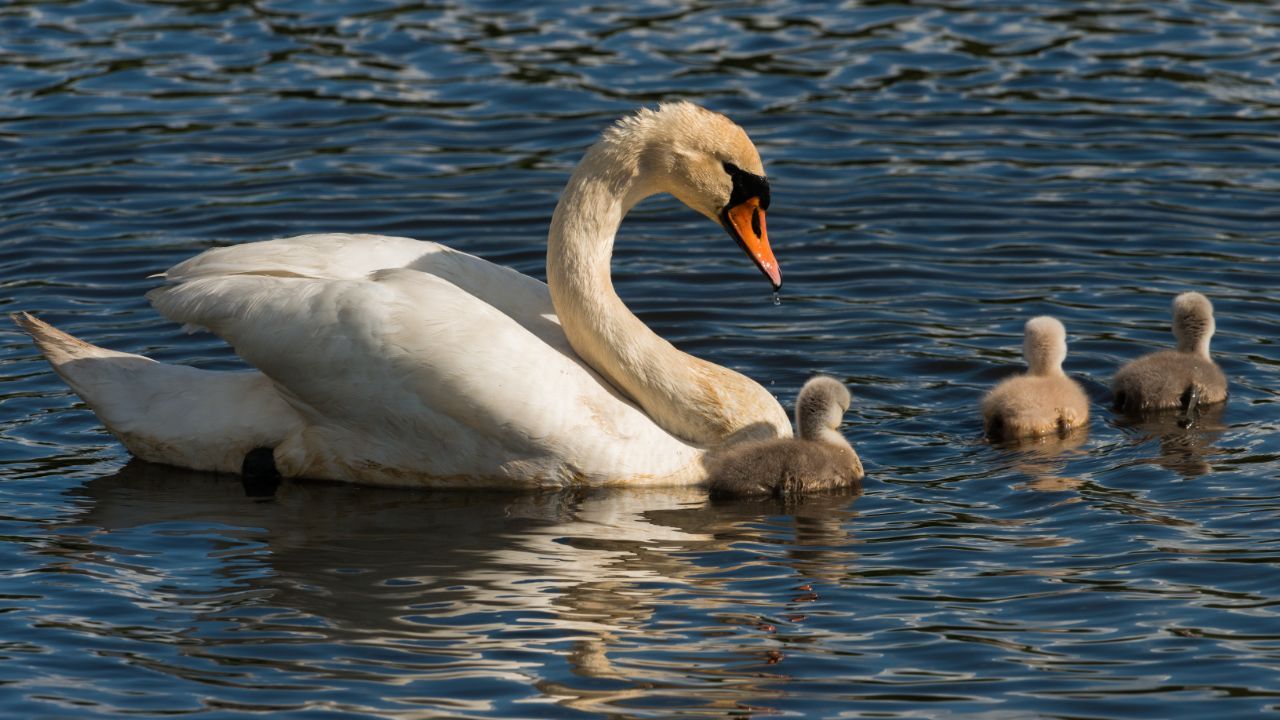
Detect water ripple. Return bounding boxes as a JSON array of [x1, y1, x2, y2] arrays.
[[2, 0, 1279, 717]]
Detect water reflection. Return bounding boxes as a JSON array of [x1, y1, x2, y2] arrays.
[[1116, 404, 1228, 479], [45, 460, 861, 713], [4, 0, 1280, 714], [990, 427, 1089, 493]]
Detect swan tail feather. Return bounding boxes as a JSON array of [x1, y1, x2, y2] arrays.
[[12, 312, 118, 365], [12, 313, 301, 474]]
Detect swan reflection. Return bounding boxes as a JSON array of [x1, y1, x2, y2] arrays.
[[1116, 403, 1228, 478], [47, 462, 861, 714], [989, 426, 1090, 493]]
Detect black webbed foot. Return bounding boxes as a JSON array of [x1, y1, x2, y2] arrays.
[[985, 414, 1006, 442], [1177, 385, 1201, 429], [241, 447, 281, 498], [1113, 390, 1129, 413]]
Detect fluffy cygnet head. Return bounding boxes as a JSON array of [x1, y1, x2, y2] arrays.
[[1171, 291, 1215, 357], [1023, 315, 1068, 377], [795, 375, 852, 442]]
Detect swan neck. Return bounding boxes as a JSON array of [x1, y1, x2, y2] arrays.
[[545, 131, 789, 446], [546, 143, 653, 299], [815, 427, 852, 451], [1176, 334, 1212, 357], [1028, 358, 1063, 377]]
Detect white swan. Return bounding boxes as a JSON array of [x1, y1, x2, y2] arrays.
[[14, 102, 792, 488]]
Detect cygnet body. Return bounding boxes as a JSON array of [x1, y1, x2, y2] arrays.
[[707, 376, 863, 498], [1112, 292, 1227, 415], [982, 316, 1089, 440]]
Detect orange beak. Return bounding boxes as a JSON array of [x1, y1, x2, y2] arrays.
[[723, 196, 781, 290]]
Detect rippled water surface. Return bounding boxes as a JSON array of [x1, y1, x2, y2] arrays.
[[3, 1, 1280, 717]]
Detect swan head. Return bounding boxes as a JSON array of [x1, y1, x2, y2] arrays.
[[794, 375, 852, 442], [1023, 315, 1068, 376], [1171, 291, 1215, 356], [613, 102, 781, 289]]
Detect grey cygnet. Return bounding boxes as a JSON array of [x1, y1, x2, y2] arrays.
[[707, 375, 863, 499]]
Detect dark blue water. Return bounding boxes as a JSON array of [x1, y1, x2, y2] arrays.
[[3, 1, 1279, 717]]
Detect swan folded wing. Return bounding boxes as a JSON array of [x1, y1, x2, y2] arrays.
[[147, 268, 701, 486], [158, 233, 569, 354], [160, 234, 435, 282]]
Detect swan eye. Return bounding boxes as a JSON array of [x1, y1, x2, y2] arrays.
[[722, 162, 771, 211]]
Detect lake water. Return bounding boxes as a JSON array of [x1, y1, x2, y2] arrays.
[[2, 1, 1279, 717]]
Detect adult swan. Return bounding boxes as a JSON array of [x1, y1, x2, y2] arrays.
[[15, 102, 791, 488]]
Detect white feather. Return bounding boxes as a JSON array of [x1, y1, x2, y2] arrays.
[[146, 237, 701, 486]]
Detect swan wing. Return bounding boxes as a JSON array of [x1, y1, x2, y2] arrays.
[[148, 238, 702, 487], [163, 233, 440, 281], [161, 234, 569, 353]]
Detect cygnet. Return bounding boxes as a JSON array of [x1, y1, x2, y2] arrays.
[[982, 316, 1089, 440], [1112, 291, 1227, 421], [707, 375, 863, 499]]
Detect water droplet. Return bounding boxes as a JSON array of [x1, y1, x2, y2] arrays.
[[771, 291, 782, 306]]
